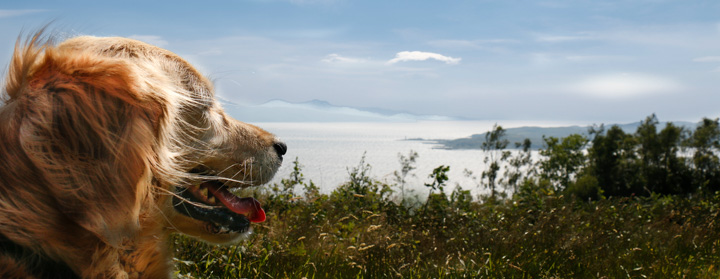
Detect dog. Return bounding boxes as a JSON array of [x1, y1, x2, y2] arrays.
[[0, 30, 286, 278]]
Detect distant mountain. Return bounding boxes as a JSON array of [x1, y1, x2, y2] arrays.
[[220, 99, 459, 122], [434, 121, 698, 150]]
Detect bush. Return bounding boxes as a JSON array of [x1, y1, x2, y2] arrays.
[[173, 155, 720, 278], [565, 174, 603, 201]]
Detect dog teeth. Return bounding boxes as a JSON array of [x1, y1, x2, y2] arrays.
[[199, 187, 208, 198], [208, 224, 232, 234], [207, 196, 217, 204]]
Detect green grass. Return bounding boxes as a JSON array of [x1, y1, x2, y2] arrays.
[[172, 179, 720, 278], [171, 119, 720, 278]]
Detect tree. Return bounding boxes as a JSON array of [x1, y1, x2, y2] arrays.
[[480, 124, 510, 199], [425, 165, 450, 197], [587, 115, 698, 197], [423, 165, 450, 213], [274, 157, 305, 199], [685, 118, 720, 193], [347, 156, 372, 192], [393, 150, 419, 205], [633, 115, 691, 195], [635, 115, 662, 194], [504, 138, 533, 193], [539, 134, 588, 191], [274, 157, 320, 200], [656, 121, 691, 194], [587, 125, 637, 196]]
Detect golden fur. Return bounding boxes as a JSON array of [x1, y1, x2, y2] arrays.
[[0, 31, 284, 278]]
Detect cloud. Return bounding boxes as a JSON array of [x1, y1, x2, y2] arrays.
[[528, 53, 634, 66], [536, 34, 594, 43], [128, 35, 168, 47], [569, 73, 681, 98], [693, 56, 720, 62], [321, 53, 365, 63], [426, 39, 517, 53], [564, 55, 633, 62], [0, 9, 46, 18], [427, 39, 517, 48], [387, 51, 461, 65], [281, 28, 343, 39]]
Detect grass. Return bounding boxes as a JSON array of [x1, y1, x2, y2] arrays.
[[172, 169, 720, 278]]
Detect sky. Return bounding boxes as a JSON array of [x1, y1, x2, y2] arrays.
[[1, 0, 720, 123]]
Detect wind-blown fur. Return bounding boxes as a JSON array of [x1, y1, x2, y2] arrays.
[[0, 31, 284, 278]]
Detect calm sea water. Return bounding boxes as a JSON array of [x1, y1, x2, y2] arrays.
[[255, 121, 584, 196]]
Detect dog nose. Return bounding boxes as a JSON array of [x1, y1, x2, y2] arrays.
[[273, 142, 287, 157]]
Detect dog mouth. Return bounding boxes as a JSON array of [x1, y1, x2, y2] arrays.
[[173, 179, 266, 235]]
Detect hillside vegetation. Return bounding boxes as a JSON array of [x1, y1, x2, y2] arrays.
[[436, 120, 696, 150], [174, 114, 720, 278]]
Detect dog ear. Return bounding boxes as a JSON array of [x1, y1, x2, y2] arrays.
[[18, 44, 164, 247]]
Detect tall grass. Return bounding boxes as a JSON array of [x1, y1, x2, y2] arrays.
[[173, 158, 720, 278]]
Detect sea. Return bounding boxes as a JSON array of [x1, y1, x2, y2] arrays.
[[255, 120, 586, 197]]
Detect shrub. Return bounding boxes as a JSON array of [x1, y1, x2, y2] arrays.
[[173, 156, 720, 278]]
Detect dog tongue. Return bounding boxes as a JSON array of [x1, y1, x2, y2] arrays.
[[204, 182, 266, 223]]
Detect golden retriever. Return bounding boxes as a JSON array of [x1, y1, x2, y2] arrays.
[[0, 31, 286, 278]]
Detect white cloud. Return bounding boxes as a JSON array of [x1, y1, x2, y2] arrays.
[[565, 55, 633, 62], [536, 34, 594, 43], [532, 53, 560, 65], [528, 53, 634, 65], [387, 51, 461, 65], [427, 40, 479, 49], [0, 9, 46, 18], [427, 39, 517, 48], [322, 53, 365, 63], [426, 39, 517, 53], [693, 56, 720, 62], [569, 73, 681, 98], [128, 35, 168, 47], [535, 24, 720, 50]]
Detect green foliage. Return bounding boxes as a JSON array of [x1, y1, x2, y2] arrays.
[[393, 150, 419, 206], [326, 152, 396, 218], [587, 124, 637, 196], [686, 118, 720, 193], [504, 138, 534, 193], [173, 114, 720, 278], [513, 178, 555, 209], [482, 124, 510, 151], [634, 115, 692, 195], [423, 165, 450, 215], [565, 174, 603, 201], [450, 185, 473, 211], [174, 155, 720, 278], [265, 157, 315, 214], [425, 165, 450, 194], [346, 152, 374, 194], [538, 134, 588, 191], [584, 115, 708, 197], [479, 124, 511, 199]]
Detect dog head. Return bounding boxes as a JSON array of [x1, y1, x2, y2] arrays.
[[53, 36, 286, 244]]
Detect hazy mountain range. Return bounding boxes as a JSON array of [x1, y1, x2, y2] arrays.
[[222, 99, 701, 150], [221, 99, 459, 122], [432, 121, 698, 150]]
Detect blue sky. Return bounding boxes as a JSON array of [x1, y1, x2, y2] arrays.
[[2, 0, 720, 123]]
